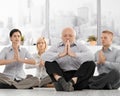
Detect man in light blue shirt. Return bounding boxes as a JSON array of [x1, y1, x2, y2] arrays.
[[0, 29, 39, 89], [42, 27, 95, 91], [89, 30, 120, 89]]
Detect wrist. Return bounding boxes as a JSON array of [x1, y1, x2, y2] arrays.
[[58, 53, 65, 58], [58, 53, 63, 58], [12, 59, 17, 63], [18, 58, 24, 63]]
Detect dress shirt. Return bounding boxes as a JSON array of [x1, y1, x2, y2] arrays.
[[42, 41, 94, 71], [95, 46, 120, 74], [0, 45, 34, 80]]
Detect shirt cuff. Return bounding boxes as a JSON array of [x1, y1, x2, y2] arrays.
[[75, 53, 80, 58], [95, 61, 98, 65], [105, 61, 110, 65], [53, 53, 60, 60]]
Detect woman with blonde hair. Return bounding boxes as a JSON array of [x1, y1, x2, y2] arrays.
[[25, 37, 52, 87]]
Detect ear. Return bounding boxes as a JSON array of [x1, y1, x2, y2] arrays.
[[111, 35, 113, 41]]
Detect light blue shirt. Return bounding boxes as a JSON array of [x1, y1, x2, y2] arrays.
[[95, 46, 120, 88], [95, 46, 120, 74], [0, 45, 34, 80], [42, 41, 94, 71]]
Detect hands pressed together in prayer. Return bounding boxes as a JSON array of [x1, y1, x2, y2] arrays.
[[97, 50, 106, 64], [39, 59, 45, 67], [40, 40, 76, 66], [58, 40, 76, 58], [13, 46, 21, 62]]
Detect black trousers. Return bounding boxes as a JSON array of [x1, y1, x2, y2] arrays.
[[45, 61, 96, 90], [89, 69, 120, 89], [0, 84, 16, 89]]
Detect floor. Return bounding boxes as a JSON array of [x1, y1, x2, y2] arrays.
[[0, 88, 120, 96]]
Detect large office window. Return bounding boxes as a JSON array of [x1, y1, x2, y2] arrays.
[[0, 0, 45, 45], [101, 0, 120, 45], [0, 0, 18, 45], [49, 0, 97, 45], [0, 0, 119, 45]]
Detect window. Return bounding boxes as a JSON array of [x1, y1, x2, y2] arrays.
[[49, 0, 97, 45], [101, 0, 120, 45], [0, 0, 119, 46], [0, 0, 45, 45]]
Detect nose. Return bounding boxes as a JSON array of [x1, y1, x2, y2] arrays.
[[66, 36, 70, 39], [40, 43, 43, 46]]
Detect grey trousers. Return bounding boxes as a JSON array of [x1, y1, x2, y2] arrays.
[[39, 76, 52, 87], [0, 73, 40, 89]]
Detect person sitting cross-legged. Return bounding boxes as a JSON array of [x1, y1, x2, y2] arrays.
[[89, 30, 120, 89], [41, 27, 96, 91], [25, 37, 52, 87], [0, 29, 40, 89]]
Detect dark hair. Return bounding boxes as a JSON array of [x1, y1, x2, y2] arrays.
[[9, 29, 22, 37], [87, 35, 97, 42]]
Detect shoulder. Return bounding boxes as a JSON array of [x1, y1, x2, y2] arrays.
[[113, 47, 120, 55], [1, 46, 11, 52], [20, 46, 28, 50], [19, 46, 29, 53], [50, 42, 62, 49], [32, 53, 39, 57], [76, 41, 88, 47], [76, 41, 89, 50], [112, 47, 119, 51], [110, 47, 120, 55], [95, 50, 100, 55]]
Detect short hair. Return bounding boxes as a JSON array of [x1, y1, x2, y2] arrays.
[[9, 29, 22, 37], [102, 30, 113, 36], [62, 27, 76, 37]]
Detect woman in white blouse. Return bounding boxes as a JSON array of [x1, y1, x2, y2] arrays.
[[25, 37, 52, 87]]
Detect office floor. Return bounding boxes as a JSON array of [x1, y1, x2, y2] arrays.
[[0, 88, 120, 96]]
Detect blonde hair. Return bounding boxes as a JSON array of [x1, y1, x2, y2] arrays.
[[36, 37, 47, 51]]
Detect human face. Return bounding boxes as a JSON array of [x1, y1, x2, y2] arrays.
[[37, 39, 46, 51], [10, 32, 21, 45], [101, 33, 113, 47], [62, 28, 75, 44]]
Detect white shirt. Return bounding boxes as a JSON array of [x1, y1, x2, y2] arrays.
[[0, 45, 34, 80], [25, 53, 48, 79]]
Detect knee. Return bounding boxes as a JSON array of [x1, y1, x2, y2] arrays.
[[86, 61, 96, 68], [110, 69, 119, 75], [110, 69, 120, 79], [45, 61, 58, 68], [45, 61, 52, 68], [45, 61, 49, 67], [82, 61, 96, 70]]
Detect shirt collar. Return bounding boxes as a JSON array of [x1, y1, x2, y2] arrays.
[[102, 46, 112, 51], [9, 45, 21, 52], [58, 41, 77, 47], [109, 46, 112, 51]]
